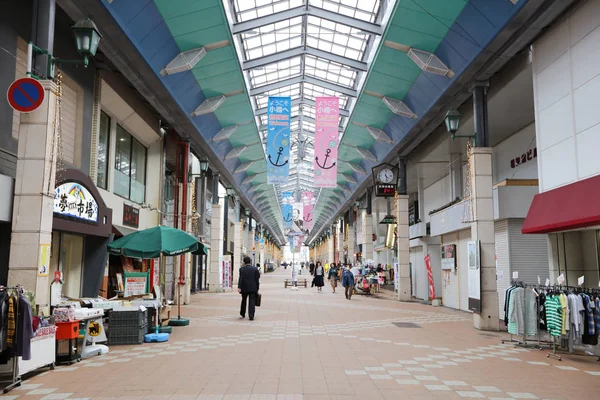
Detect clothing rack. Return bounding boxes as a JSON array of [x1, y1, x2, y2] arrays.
[[0, 285, 23, 393]]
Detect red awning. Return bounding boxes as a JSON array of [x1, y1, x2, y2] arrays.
[[522, 174, 600, 234]]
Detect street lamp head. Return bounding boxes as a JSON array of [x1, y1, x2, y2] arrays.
[[199, 159, 209, 173], [226, 188, 235, 197], [444, 108, 461, 136], [72, 18, 102, 58]]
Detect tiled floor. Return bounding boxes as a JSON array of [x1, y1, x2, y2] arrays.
[[3, 268, 600, 399]]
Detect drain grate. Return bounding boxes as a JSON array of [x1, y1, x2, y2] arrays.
[[392, 322, 422, 328]]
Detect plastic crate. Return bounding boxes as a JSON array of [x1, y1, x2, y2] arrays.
[[109, 309, 147, 328], [108, 324, 147, 345]]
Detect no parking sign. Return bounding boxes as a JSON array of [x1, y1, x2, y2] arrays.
[[7, 77, 45, 113]]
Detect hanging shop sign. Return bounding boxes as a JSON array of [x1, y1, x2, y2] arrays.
[[314, 96, 339, 187], [53, 182, 99, 223], [424, 254, 436, 300], [282, 191, 294, 229], [123, 204, 140, 228], [302, 191, 315, 231], [441, 244, 456, 271], [379, 215, 396, 224], [510, 147, 537, 169], [467, 241, 481, 313], [7, 77, 45, 113], [266, 96, 291, 184]]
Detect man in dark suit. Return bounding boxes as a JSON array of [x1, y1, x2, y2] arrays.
[[238, 256, 260, 320]]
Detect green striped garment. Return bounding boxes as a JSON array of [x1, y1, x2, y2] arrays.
[[545, 296, 563, 337]]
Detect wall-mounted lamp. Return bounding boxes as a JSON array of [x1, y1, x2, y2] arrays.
[[199, 159, 209, 174], [226, 188, 235, 197], [28, 18, 102, 79], [444, 109, 476, 145]]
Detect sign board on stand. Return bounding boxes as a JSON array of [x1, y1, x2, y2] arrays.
[[7, 77, 45, 113], [123, 271, 149, 296], [467, 241, 481, 313]]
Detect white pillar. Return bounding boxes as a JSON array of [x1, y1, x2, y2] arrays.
[[209, 204, 223, 292], [362, 211, 374, 262], [470, 147, 499, 331], [347, 223, 355, 264], [397, 195, 411, 301], [8, 81, 57, 311], [233, 221, 242, 282]]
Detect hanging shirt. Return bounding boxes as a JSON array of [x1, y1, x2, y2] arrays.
[[581, 294, 596, 336], [558, 294, 569, 334], [568, 293, 584, 335], [595, 298, 600, 333], [545, 296, 563, 337], [16, 294, 34, 361]]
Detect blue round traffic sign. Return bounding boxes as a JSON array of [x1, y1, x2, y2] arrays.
[[7, 77, 45, 113]]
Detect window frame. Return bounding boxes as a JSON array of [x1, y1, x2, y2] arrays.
[[97, 111, 111, 190], [113, 124, 147, 203]]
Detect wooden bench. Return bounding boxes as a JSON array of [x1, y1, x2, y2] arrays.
[[284, 279, 307, 288]]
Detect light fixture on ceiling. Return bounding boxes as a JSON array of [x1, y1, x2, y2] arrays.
[[160, 47, 206, 76], [407, 48, 454, 78]]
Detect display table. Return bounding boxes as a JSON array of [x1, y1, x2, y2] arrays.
[[19, 326, 56, 375]]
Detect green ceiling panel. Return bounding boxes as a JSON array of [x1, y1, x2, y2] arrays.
[[392, 10, 453, 40], [195, 47, 236, 67], [246, 162, 266, 175], [359, 94, 388, 109], [384, 25, 444, 52], [344, 124, 376, 146], [214, 104, 253, 126], [192, 70, 243, 91], [400, 0, 467, 20], [352, 103, 393, 126], [338, 146, 362, 164], [223, 93, 248, 106], [173, 25, 230, 50], [166, 7, 224, 37], [153, 0, 221, 20], [372, 59, 420, 82], [191, 60, 238, 80]]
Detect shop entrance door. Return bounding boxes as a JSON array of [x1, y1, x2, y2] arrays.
[[55, 232, 84, 299]]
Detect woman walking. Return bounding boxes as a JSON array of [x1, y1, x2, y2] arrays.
[[328, 263, 339, 293], [314, 261, 325, 292]]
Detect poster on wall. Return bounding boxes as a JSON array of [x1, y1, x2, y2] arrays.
[[222, 255, 231, 289], [467, 241, 481, 313], [393, 258, 399, 291], [38, 244, 50, 277], [441, 244, 456, 271], [266, 96, 291, 184], [424, 254, 436, 300], [314, 96, 339, 187]]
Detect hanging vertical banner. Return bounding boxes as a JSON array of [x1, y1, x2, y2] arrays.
[[266, 96, 291, 184], [314, 96, 339, 187], [292, 202, 305, 235], [302, 191, 315, 231], [282, 191, 294, 229], [289, 235, 295, 253]]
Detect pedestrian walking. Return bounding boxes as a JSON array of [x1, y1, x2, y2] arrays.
[[313, 261, 325, 292], [238, 256, 260, 320], [309, 261, 315, 276], [328, 263, 339, 294], [342, 264, 354, 300]]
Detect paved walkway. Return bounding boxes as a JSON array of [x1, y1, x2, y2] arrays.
[[3, 268, 600, 400]]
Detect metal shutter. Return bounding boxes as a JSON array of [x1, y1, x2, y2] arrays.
[[458, 229, 472, 312], [12, 38, 28, 140], [495, 220, 510, 320], [411, 246, 426, 300], [441, 233, 460, 310], [509, 219, 549, 285]]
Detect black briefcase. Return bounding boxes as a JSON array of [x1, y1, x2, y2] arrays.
[[256, 293, 262, 307]]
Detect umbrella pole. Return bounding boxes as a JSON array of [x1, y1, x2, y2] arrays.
[[169, 256, 190, 327]]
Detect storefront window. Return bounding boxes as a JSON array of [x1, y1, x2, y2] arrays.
[[114, 124, 146, 202], [97, 111, 110, 189]]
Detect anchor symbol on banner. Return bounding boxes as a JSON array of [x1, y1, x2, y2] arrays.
[[303, 212, 313, 222], [283, 209, 293, 222], [268, 147, 288, 167], [315, 148, 336, 170]]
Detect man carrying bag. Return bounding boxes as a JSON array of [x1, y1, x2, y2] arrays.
[[238, 256, 261, 320]]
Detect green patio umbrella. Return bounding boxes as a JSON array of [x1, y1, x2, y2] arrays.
[[107, 225, 207, 329], [107, 226, 207, 258]]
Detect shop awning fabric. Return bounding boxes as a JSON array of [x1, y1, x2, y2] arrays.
[[107, 226, 207, 258], [522, 174, 600, 234]]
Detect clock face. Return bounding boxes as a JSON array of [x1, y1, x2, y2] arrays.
[[378, 168, 394, 183]]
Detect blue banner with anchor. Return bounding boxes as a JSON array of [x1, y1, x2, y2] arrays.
[[282, 191, 294, 229], [266, 96, 291, 184]]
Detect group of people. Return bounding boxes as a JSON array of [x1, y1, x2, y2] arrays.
[[308, 261, 355, 300]]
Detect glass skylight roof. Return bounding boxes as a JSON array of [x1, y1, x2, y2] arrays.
[[226, 0, 384, 232]]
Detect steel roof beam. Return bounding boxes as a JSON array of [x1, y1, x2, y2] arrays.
[[243, 46, 367, 72], [232, 5, 382, 36], [250, 75, 356, 97], [304, 76, 357, 97], [249, 76, 304, 96]]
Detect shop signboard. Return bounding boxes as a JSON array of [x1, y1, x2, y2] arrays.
[[123, 272, 149, 296], [53, 182, 99, 223], [467, 241, 481, 313], [266, 96, 291, 184], [424, 254, 436, 300], [222, 255, 231, 289], [441, 244, 456, 271], [123, 204, 140, 228], [314, 96, 339, 187]]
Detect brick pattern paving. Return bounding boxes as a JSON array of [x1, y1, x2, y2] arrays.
[[2, 268, 600, 399]]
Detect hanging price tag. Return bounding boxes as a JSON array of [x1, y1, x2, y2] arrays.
[[512, 271, 519, 279], [537, 276, 541, 285], [578, 275, 584, 286], [557, 274, 565, 285], [545, 278, 550, 286]]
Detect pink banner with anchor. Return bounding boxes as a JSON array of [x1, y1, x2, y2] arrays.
[[313, 97, 339, 188]]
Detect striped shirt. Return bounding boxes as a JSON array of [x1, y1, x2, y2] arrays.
[[545, 296, 563, 337]]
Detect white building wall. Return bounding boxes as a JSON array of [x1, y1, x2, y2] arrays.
[[492, 123, 538, 183], [532, 0, 600, 193], [423, 175, 452, 223]]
